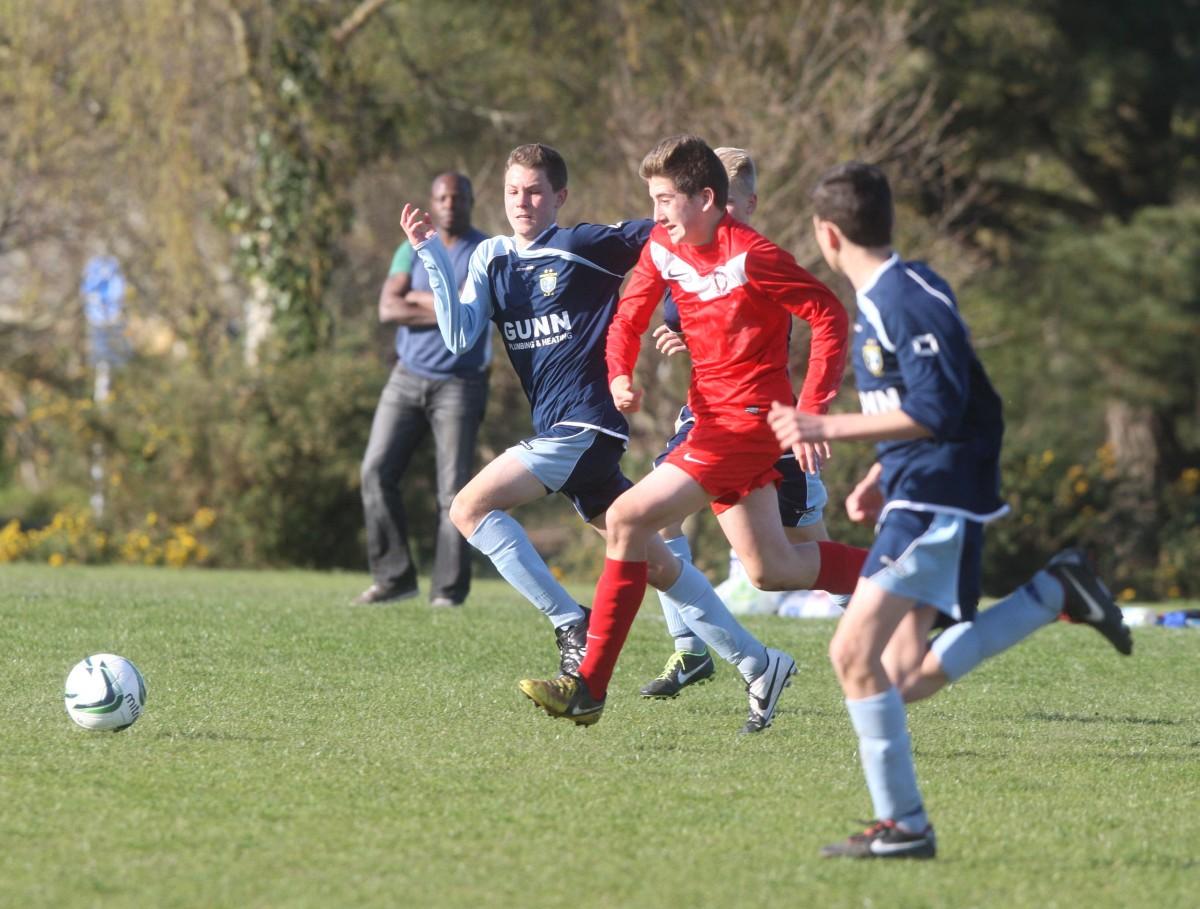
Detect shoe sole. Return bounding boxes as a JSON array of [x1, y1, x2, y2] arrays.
[[820, 843, 937, 859], [517, 682, 601, 727]]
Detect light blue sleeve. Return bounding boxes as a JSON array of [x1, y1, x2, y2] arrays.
[[414, 238, 494, 354]]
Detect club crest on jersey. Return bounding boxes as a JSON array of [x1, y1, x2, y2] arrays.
[[538, 268, 558, 295], [863, 338, 885, 377]]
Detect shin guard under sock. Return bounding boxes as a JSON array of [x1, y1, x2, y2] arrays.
[[814, 541, 869, 595], [577, 558, 648, 700]]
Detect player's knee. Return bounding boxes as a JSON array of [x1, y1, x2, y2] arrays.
[[889, 664, 920, 700], [447, 493, 480, 537], [828, 631, 870, 684], [605, 494, 654, 542], [740, 557, 786, 591]]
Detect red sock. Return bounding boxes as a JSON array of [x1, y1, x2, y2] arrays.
[[814, 541, 868, 594], [577, 558, 648, 700]]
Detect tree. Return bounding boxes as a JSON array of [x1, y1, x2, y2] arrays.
[[917, 0, 1200, 585]]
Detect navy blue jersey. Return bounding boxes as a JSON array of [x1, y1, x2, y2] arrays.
[[663, 290, 681, 332], [417, 220, 652, 438], [853, 255, 1007, 522]]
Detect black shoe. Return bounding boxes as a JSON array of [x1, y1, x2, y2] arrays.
[[1045, 549, 1133, 655], [351, 583, 418, 606], [555, 608, 590, 677], [820, 820, 937, 859], [640, 650, 716, 698]]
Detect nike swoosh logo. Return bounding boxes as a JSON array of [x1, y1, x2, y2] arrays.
[[565, 698, 602, 716], [1065, 574, 1106, 623], [870, 836, 928, 855], [752, 664, 780, 711], [677, 660, 708, 685], [682, 452, 708, 464]]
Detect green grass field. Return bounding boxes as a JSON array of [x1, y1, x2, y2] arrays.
[[2, 565, 1197, 908]]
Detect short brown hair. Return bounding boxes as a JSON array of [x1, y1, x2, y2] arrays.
[[639, 135, 728, 208], [810, 162, 893, 246], [714, 147, 756, 198], [505, 143, 568, 192]]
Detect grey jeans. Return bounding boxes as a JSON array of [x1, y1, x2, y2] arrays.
[[360, 362, 489, 602]]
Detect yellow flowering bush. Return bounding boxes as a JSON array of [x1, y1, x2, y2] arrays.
[[985, 445, 1200, 601], [0, 507, 215, 568]]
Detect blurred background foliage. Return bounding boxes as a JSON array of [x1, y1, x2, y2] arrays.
[[1, 0, 1197, 598]]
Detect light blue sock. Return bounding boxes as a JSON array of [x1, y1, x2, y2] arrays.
[[846, 687, 927, 830], [664, 561, 767, 682], [467, 511, 584, 629], [932, 571, 1062, 681], [656, 536, 706, 655]]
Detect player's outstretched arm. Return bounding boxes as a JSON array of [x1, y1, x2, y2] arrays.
[[768, 401, 932, 449], [401, 203, 492, 354]]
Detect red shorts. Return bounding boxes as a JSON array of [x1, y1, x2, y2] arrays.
[[662, 415, 781, 515]]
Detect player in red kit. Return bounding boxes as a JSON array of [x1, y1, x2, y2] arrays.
[[520, 135, 869, 728]]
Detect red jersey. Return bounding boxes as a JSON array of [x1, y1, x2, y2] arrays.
[[607, 215, 847, 423]]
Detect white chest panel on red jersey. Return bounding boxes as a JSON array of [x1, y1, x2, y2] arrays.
[[649, 241, 748, 302]]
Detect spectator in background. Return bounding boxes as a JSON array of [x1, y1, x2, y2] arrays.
[[354, 172, 490, 607]]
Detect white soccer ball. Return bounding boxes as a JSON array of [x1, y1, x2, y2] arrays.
[[64, 654, 147, 731]]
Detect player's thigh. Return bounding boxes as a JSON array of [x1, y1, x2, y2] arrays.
[[605, 462, 711, 536], [882, 604, 940, 691], [830, 577, 917, 677], [451, 451, 548, 529], [785, 519, 829, 544], [717, 485, 817, 587]]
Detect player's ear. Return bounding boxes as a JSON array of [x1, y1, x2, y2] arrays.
[[746, 194, 758, 217], [700, 186, 717, 212], [813, 217, 839, 251], [555, 186, 568, 209]]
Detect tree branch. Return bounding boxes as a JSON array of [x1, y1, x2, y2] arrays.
[[332, 0, 391, 46]]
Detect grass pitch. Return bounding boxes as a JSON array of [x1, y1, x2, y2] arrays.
[[2, 564, 1196, 908]]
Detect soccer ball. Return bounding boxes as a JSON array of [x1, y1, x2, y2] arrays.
[[64, 654, 147, 731]]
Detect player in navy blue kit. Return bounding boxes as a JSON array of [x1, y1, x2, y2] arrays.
[[399, 144, 794, 725], [769, 162, 1132, 860]]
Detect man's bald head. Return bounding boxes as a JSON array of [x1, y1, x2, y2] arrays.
[[430, 172, 474, 238]]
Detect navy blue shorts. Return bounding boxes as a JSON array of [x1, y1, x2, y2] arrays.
[[508, 425, 633, 522]]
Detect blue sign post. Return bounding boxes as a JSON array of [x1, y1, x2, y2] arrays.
[[81, 256, 128, 518]]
